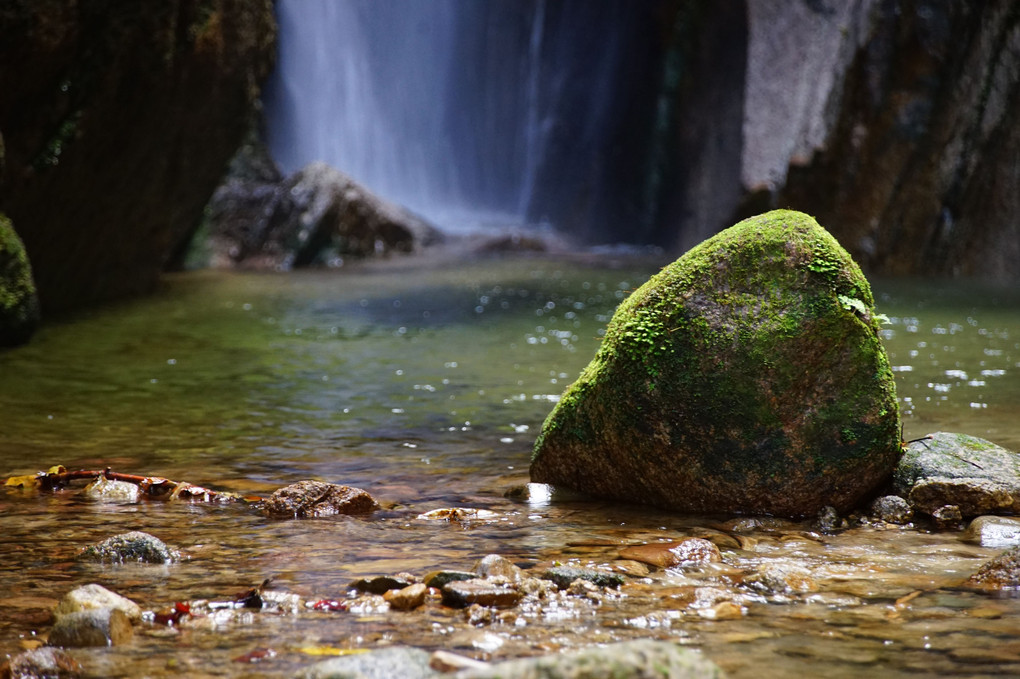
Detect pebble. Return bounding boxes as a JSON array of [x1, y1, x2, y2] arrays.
[[932, 504, 964, 530], [82, 477, 139, 502], [869, 495, 914, 524], [424, 570, 476, 589], [384, 583, 427, 610], [474, 554, 523, 581], [541, 565, 625, 589], [441, 579, 522, 608]]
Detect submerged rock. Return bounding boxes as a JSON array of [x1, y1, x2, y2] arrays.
[[0, 647, 81, 678], [541, 566, 626, 589], [441, 579, 522, 609], [78, 531, 178, 564], [262, 480, 379, 518], [296, 646, 435, 679], [965, 546, 1020, 591], [48, 608, 132, 648], [531, 210, 900, 517], [455, 639, 724, 679], [618, 538, 722, 569], [894, 432, 1020, 517]]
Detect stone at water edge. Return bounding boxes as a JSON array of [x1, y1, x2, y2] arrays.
[[894, 432, 1020, 517], [530, 210, 901, 517]]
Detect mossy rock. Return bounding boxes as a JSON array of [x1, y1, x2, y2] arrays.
[[894, 432, 1020, 517], [530, 210, 900, 518], [0, 213, 40, 346]]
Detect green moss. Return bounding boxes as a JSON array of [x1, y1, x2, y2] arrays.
[[532, 210, 901, 516], [0, 214, 40, 346]]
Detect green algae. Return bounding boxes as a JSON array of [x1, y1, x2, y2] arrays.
[[532, 210, 901, 517]]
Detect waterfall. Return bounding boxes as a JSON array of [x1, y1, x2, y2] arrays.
[[262, 0, 668, 238]]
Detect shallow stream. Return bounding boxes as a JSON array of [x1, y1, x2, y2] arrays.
[[1, 254, 1019, 677]]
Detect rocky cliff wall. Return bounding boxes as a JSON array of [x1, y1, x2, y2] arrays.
[[741, 0, 1019, 282], [0, 0, 275, 314]]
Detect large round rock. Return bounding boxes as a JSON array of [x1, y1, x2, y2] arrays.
[[531, 210, 900, 517]]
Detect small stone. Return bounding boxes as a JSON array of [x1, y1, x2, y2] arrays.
[[48, 608, 132, 648], [416, 507, 497, 521], [441, 579, 522, 608], [541, 565, 625, 590], [618, 538, 721, 568], [474, 554, 523, 581], [1, 647, 81, 678], [932, 504, 964, 530], [423, 570, 476, 589], [78, 531, 178, 564], [869, 495, 913, 524], [351, 574, 415, 594], [745, 562, 817, 595], [965, 546, 1020, 590], [383, 583, 427, 611], [815, 505, 845, 533], [963, 516, 1020, 548], [82, 477, 139, 503], [262, 480, 379, 518], [611, 559, 651, 577], [54, 584, 142, 623], [696, 601, 745, 620]]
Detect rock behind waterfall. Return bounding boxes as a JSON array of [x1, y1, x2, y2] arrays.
[[530, 210, 900, 517]]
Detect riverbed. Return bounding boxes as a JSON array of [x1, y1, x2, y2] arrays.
[[1, 254, 1018, 677]]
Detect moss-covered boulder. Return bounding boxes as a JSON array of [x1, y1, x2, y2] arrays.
[[0, 213, 39, 346], [530, 210, 900, 517]]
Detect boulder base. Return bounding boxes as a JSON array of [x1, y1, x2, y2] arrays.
[[531, 210, 900, 517]]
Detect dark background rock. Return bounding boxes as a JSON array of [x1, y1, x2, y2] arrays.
[[205, 160, 444, 270], [0, 0, 275, 314]]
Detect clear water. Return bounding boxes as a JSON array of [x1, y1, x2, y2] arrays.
[[1, 254, 1018, 677]]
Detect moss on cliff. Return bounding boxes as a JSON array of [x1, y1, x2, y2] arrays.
[[0, 213, 40, 346]]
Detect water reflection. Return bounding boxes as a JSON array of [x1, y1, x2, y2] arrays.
[[0, 260, 1018, 677]]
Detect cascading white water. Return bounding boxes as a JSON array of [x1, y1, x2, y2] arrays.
[[264, 0, 547, 232], [262, 0, 661, 238]]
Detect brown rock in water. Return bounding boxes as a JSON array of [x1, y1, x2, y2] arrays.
[[440, 579, 522, 609], [1, 647, 81, 678], [619, 538, 722, 569], [965, 546, 1020, 591], [262, 480, 379, 518], [48, 608, 132, 648], [383, 583, 427, 611]]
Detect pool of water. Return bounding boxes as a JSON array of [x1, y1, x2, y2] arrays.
[[1, 254, 1018, 677]]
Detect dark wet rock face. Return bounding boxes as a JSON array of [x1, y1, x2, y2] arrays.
[[0, 1, 276, 313], [894, 432, 1020, 517], [531, 210, 900, 517], [48, 608, 132, 648], [261, 480, 379, 518]]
